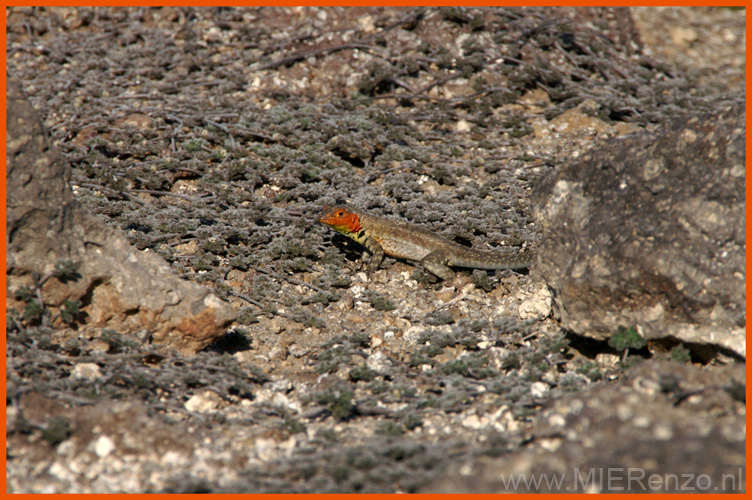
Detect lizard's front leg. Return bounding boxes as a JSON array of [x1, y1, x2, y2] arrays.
[[420, 251, 455, 280], [362, 237, 385, 275]]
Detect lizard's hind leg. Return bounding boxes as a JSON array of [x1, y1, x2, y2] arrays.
[[420, 252, 455, 280]]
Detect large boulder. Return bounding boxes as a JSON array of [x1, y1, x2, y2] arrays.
[[531, 104, 745, 357], [6, 78, 236, 354]]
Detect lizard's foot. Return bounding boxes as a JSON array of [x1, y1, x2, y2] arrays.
[[365, 249, 385, 277], [411, 267, 441, 285], [365, 261, 381, 276], [421, 260, 455, 281]]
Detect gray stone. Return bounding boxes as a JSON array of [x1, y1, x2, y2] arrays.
[[6, 78, 235, 354], [427, 360, 745, 492], [532, 104, 745, 357]]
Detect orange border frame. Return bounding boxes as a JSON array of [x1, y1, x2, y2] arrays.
[[2, 3, 749, 497]]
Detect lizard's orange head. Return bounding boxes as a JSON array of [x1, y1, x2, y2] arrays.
[[318, 205, 362, 234]]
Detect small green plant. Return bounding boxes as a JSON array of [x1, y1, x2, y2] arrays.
[[315, 346, 347, 374], [302, 314, 326, 329], [376, 421, 405, 436], [365, 291, 396, 311], [368, 381, 389, 395], [235, 308, 256, 325], [328, 273, 352, 288], [14, 284, 46, 325], [182, 140, 203, 153], [439, 353, 496, 379], [670, 344, 692, 363], [348, 332, 371, 348], [279, 416, 306, 436], [576, 361, 602, 382], [424, 311, 454, 326], [23, 300, 44, 323], [348, 364, 377, 382], [500, 352, 521, 370], [314, 384, 355, 421], [53, 260, 81, 282], [59, 299, 82, 326], [620, 356, 642, 370], [402, 412, 422, 431], [329, 465, 350, 483], [609, 326, 647, 363], [13, 285, 35, 303], [609, 325, 646, 351], [307, 292, 339, 304], [354, 454, 377, 471], [317, 429, 338, 442]]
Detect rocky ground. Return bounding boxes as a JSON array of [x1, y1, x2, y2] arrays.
[[5, 7, 746, 493]]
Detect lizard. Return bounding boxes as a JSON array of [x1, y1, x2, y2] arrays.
[[318, 205, 535, 280]]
